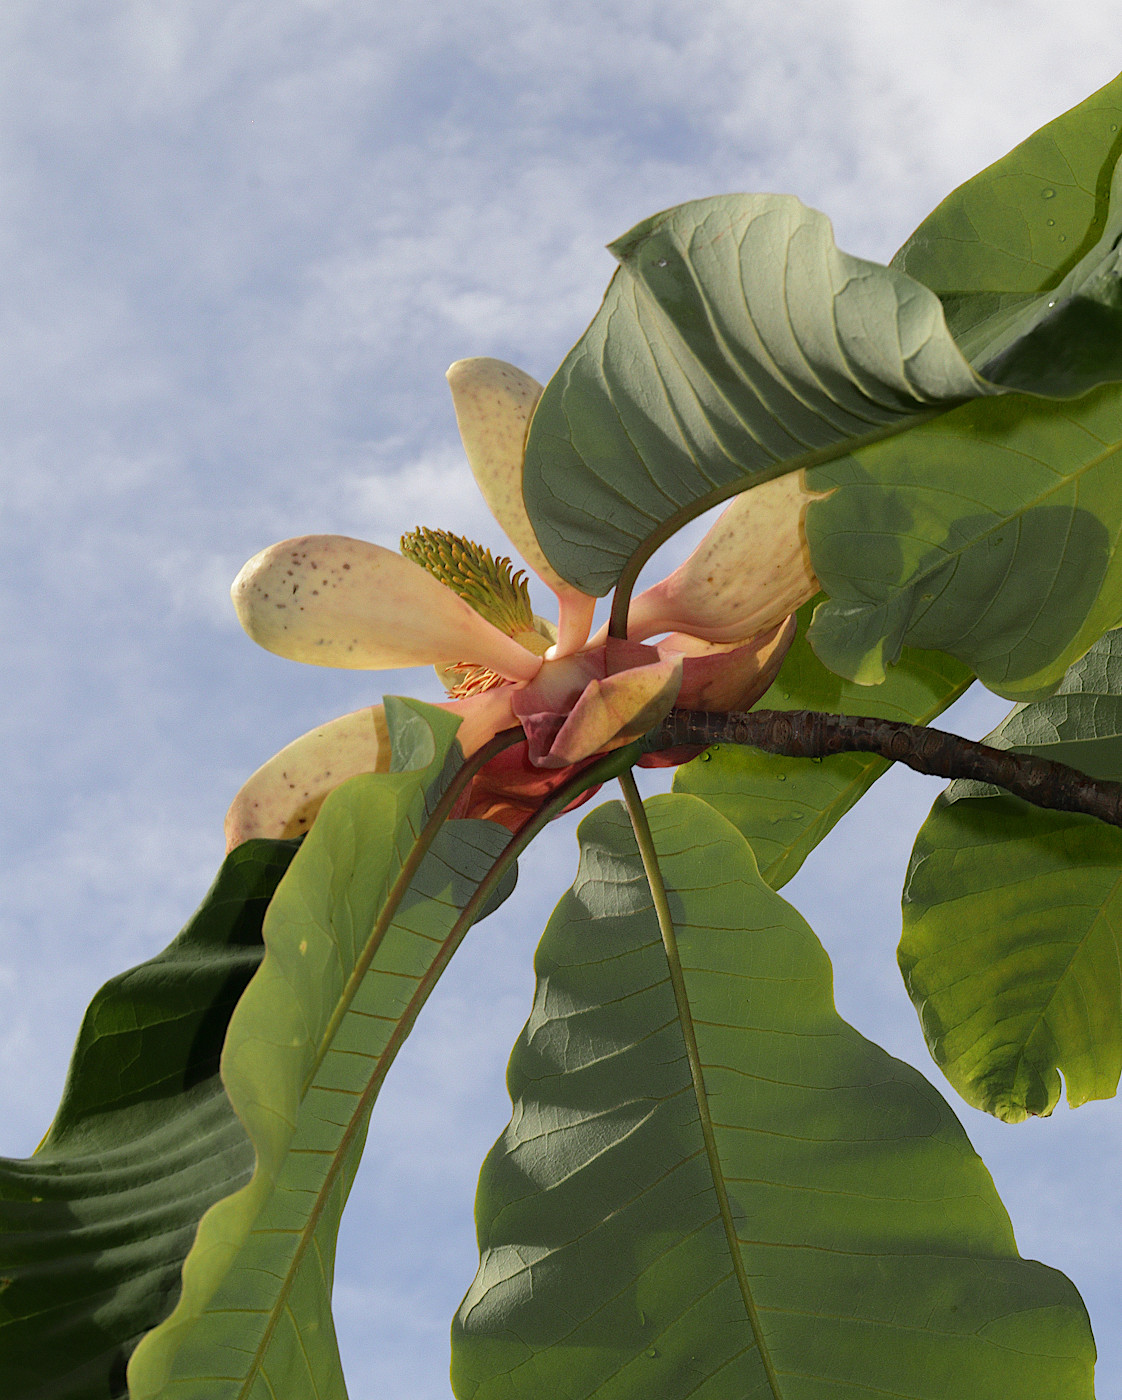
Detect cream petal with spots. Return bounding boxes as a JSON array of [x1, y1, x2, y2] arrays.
[[231, 534, 543, 681], [623, 471, 822, 644], [447, 357, 596, 656], [224, 705, 391, 849]]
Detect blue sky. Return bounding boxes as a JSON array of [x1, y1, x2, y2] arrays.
[[4, 3, 1122, 1395]]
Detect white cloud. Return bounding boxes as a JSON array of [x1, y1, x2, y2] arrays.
[[153, 545, 251, 627], [344, 442, 494, 543]]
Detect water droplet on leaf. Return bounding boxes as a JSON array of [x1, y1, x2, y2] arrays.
[[1041, 187, 1056, 199], [646, 1348, 659, 1359], [776, 773, 786, 781], [699, 751, 711, 762], [1058, 234, 1067, 243], [1046, 218, 1055, 226]]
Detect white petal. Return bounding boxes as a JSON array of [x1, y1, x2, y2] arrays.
[[447, 357, 596, 654], [625, 471, 823, 644], [225, 706, 390, 849], [231, 534, 542, 681]]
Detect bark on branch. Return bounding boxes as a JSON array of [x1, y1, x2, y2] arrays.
[[644, 709, 1122, 828]]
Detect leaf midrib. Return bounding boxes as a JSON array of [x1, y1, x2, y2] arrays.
[[228, 737, 631, 1398], [604, 208, 994, 630], [225, 740, 514, 1399], [619, 777, 784, 1399]]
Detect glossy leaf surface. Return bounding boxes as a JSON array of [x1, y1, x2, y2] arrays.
[[0, 836, 298, 1399], [675, 599, 974, 888], [127, 700, 516, 1399], [900, 629, 1122, 1122], [452, 795, 1094, 1399]]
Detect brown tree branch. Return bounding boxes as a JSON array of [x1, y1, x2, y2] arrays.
[[644, 709, 1122, 828]]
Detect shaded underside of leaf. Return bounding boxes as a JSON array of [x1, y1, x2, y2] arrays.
[[519, 82, 1122, 713], [452, 795, 1094, 1399], [522, 192, 988, 598], [674, 598, 974, 888], [127, 699, 517, 1400], [0, 836, 298, 1399], [900, 628, 1122, 1121]]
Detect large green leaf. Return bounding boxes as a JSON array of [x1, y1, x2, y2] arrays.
[[522, 74, 1122, 704], [892, 71, 1122, 359], [804, 383, 1122, 699], [0, 835, 297, 1399], [125, 699, 517, 1399], [452, 794, 1094, 1399], [522, 192, 990, 598], [806, 73, 1122, 700], [963, 160, 1122, 397], [674, 598, 973, 888], [899, 629, 1122, 1123]]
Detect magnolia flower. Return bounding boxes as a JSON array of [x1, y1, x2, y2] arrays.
[[225, 359, 820, 847]]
